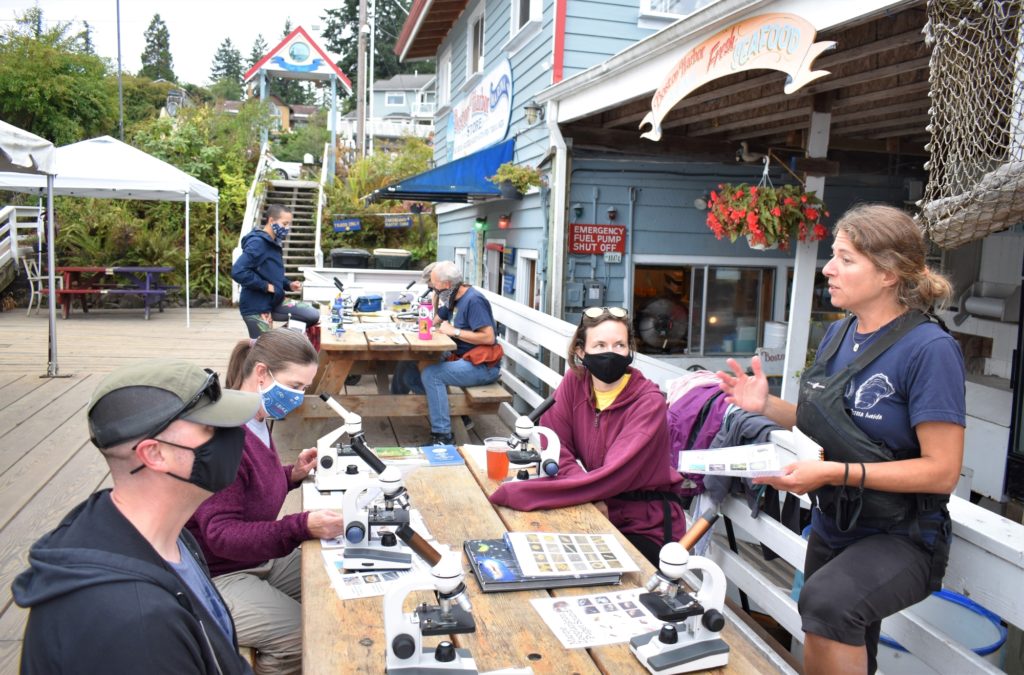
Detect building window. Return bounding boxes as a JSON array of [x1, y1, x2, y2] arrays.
[[437, 49, 451, 106], [632, 264, 774, 356], [468, 11, 485, 77], [641, 0, 718, 17], [385, 92, 405, 106], [515, 249, 540, 310], [512, 0, 540, 32]]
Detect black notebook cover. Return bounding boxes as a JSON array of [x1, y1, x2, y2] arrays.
[[463, 538, 622, 593]]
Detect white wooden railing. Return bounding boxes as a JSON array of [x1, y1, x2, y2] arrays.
[[479, 288, 1023, 674], [313, 141, 330, 269], [231, 144, 272, 303], [0, 205, 43, 276]]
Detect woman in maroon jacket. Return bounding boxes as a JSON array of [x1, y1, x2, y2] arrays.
[[490, 307, 685, 564], [187, 329, 344, 675]]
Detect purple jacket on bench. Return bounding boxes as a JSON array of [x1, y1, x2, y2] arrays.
[[186, 425, 310, 576]]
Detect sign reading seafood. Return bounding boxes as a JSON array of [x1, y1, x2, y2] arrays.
[[449, 58, 513, 159], [640, 14, 834, 142]]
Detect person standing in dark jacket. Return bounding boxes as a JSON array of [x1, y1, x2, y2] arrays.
[[232, 205, 319, 338], [12, 360, 261, 674]]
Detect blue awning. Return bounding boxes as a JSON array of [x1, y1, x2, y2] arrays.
[[369, 139, 514, 203]]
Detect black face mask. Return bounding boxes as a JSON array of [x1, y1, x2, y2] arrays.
[[437, 282, 462, 310], [134, 426, 246, 493], [582, 351, 633, 384]]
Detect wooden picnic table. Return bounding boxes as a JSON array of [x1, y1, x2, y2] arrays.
[[53, 265, 175, 320], [301, 312, 512, 436], [300, 449, 783, 674]]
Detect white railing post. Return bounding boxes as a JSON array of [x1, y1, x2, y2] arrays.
[[314, 141, 329, 269]]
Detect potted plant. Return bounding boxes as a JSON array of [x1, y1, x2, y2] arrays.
[[488, 162, 543, 199], [705, 183, 829, 250]]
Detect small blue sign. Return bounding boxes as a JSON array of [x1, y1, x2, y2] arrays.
[[503, 273, 516, 295], [333, 217, 361, 232], [383, 214, 413, 229]]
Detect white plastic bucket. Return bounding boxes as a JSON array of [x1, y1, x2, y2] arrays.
[[764, 321, 787, 349], [877, 590, 1007, 673]]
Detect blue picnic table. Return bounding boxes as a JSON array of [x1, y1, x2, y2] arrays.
[[54, 266, 177, 320]]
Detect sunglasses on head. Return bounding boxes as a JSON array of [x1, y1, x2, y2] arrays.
[[146, 369, 222, 441], [581, 307, 629, 320]]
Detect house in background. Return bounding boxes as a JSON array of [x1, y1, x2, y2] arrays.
[[337, 73, 436, 147]]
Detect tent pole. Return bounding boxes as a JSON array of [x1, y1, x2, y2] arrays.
[[185, 193, 191, 327], [214, 200, 220, 309], [45, 175, 58, 377]]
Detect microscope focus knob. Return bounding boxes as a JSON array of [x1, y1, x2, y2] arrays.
[[345, 464, 359, 475], [702, 609, 725, 632], [345, 523, 366, 544], [392, 634, 416, 660], [434, 641, 456, 663], [516, 469, 531, 481], [380, 531, 397, 547], [657, 624, 679, 644], [319, 455, 334, 470], [541, 459, 558, 477]]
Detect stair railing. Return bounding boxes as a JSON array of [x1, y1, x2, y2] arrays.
[[232, 142, 271, 304], [313, 141, 330, 268], [0, 205, 44, 279]]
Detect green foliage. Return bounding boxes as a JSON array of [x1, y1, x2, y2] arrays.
[[0, 9, 117, 144], [210, 38, 244, 100], [272, 111, 330, 162], [488, 162, 542, 194], [121, 75, 176, 127], [140, 14, 175, 82], [322, 137, 436, 260], [322, 0, 434, 113]]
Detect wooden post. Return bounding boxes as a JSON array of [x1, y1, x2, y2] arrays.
[[781, 99, 831, 402]]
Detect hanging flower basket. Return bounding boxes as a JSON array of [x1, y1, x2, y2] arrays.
[[706, 183, 829, 251]]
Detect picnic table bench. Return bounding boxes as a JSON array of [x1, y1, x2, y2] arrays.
[[52, 266, 176, 320]]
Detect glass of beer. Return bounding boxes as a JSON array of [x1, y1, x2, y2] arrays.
[[484, 437, 510, 481]]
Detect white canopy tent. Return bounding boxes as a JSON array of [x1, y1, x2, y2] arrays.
[[0, 135, 220, 327], [0, 120, 59, 376]]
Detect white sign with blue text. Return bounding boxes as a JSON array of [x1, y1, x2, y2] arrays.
[[448, 58, 513, 160]]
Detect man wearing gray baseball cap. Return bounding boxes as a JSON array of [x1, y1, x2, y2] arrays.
[[13, 360, 261, 674]]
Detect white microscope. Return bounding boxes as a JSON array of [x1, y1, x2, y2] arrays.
[[505, 394, 561, 482], [384, 524, 478, 673], [314, 393, 375, 492], [630, 509, 730, 674], [318, 394, 414, 570]]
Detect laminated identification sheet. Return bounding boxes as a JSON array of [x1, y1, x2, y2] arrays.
[[506, 532, 639, 577], [531, 588, 660, 648]]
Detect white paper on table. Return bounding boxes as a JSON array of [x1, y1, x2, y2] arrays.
[[530, 588, 661, 648], [462, 444, 487, 473], [322, 550, 431, 600]]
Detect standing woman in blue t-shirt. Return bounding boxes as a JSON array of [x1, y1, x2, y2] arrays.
[[717, 204, 965, 675]]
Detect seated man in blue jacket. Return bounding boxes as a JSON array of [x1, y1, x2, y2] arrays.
[[231, 204, 319, 338]]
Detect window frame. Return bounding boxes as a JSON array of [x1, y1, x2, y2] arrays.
[[437, 48, 452, 108], [466, 8, 486, 79], [384, 91, 406, 107], [505, 0, 542, 53]]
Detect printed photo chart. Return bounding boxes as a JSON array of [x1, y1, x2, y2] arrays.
[[507, 532, 639, 577], [531, 588, 661, 648], [678, 443, 787, 478]]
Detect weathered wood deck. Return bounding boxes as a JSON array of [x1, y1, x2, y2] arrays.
[[0, 307, 507, 673]]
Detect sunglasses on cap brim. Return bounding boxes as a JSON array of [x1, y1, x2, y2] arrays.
[[581, 306, 629, 320]]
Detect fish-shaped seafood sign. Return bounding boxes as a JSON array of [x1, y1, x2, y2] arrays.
[[640, 13, 835, 142]]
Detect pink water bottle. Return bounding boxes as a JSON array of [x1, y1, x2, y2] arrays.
[[418, 299, 433, 340]]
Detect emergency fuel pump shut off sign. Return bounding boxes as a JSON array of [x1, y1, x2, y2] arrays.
[[569, 223, 626, 254]]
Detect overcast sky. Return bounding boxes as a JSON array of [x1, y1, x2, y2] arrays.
[[1, 1, 339, 85]]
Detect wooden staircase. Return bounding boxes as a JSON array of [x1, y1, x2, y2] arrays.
[[264, 180, 319, 280]]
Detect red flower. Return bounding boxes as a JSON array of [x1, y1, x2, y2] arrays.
[[800, 195, 808, 203], [813, 223, 827, 239], [746, 211, 758, 227], [783, 197, 796, 206], [710, 191, 719, 203], [771, 206, 782, 217], [804, 208, 819, 220]]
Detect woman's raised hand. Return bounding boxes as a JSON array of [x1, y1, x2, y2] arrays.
[[716, 356, 769, 415]]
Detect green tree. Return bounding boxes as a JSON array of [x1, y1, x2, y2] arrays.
[[272, 110, 331, 161], [248, 33, 268, 69], [322, 0, 434, 112], [78, 20, 94, 54], [140, 14, 175, 81], [0, 10, 116, 144], [210, 38, 243, 100], [120, 75, 176, 127]]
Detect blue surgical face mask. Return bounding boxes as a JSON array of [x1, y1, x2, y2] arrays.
[[271, 222, 290, 240], [259, 373, 306, 420]]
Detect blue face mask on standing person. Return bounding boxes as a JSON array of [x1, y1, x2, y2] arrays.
[[259, 372, 306, 419], [271, 221, 290, 241]]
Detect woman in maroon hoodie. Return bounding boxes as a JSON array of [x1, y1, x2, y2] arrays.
[[490, 307, 686, 564], [187, 329, 345, 675]]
